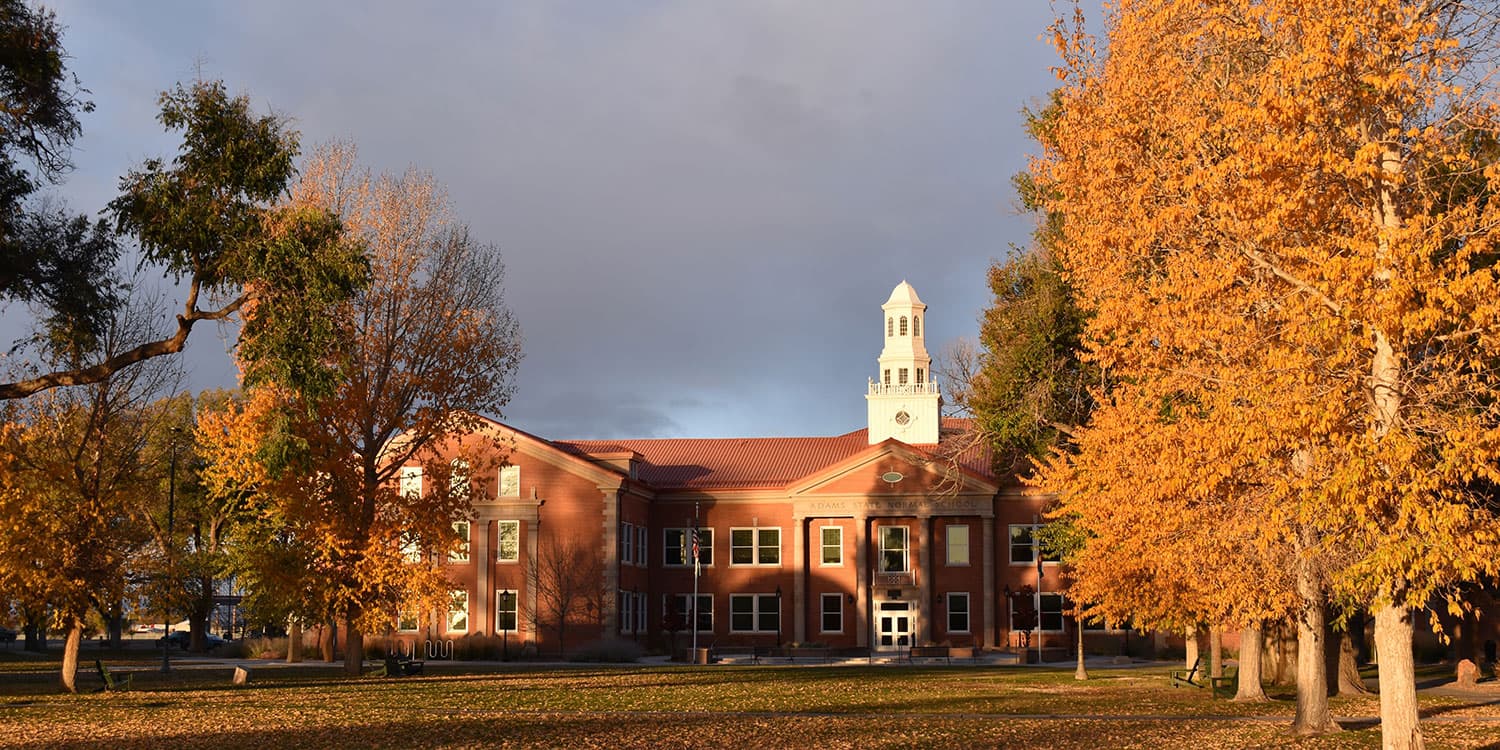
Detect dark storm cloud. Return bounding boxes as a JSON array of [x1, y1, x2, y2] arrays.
[[24, 1, 1072, 439]]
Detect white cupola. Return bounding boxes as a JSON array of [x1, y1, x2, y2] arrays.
[[866, 281, 941, 444]]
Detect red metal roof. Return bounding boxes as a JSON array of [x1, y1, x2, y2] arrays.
[[554, 418, 996, 490]]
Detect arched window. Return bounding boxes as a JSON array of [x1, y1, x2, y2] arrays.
[[913, 315, 920, 337], [887, 317, 893, 337], [899, 316, 908, 336]]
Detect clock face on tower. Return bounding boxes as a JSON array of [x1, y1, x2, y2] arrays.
[[894, 410, 911, 426]]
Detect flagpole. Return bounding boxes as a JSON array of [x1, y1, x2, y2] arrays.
[[1034, 513, 1042, 667], [692, 500, 701, 659]]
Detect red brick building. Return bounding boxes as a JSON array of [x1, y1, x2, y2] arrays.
[[414, 282, 1079, 655]]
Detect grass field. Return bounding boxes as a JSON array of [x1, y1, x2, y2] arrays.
[[1, 649, 1498, 749]]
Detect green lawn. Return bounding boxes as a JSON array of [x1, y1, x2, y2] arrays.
[[1, 655, 1497, 749]]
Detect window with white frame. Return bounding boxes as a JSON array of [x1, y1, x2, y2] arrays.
[[450, 521, 471, 562], [664, 528, 713, 566], [729, 593, 780, 633], [399, 466, 422, 499], [820, 593, 843, 633], [497, 520, 520, 562], [620, 522, 634, 565], [498, 465, 520, 498], [448, 590, 469, 632], [399, 532, 422, 563], [730, 528, 780, 566], [1009, 524, 1058, 565], [1038, 592, 1065, 632], [946, 524, 969, 566], [450, 458, 471, 499], [820, 526, 842, 566], [946, 592, 970, 633], [636, 525, 647, 567], [878, 526, 909, 572], [667, 593, 713, 632], [618, 590, 636, 633], [495, 589, 518, 632], [397, 610, 419, 632]]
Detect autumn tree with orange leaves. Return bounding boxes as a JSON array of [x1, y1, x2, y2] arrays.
[[1035, 1, 1500, 746], [237, 143, 522, 676]]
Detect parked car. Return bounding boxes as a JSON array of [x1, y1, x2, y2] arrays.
[[158, 631, 227, 650], [0, 626, 16, 642]]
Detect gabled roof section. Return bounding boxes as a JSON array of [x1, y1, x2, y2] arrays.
[[555, 417, 998, 491]]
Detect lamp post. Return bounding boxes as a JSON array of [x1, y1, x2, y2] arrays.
[[499, 590, 512, 661], [160, 427, 183, 673], [774, 584, 783, 649]]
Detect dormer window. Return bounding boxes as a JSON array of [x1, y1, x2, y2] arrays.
[[899, 316, 908, 336], [887, 317, 893, 337], [913, 315, 920, 337]]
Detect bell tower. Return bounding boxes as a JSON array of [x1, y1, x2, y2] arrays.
[[866, 281, 941, 444]]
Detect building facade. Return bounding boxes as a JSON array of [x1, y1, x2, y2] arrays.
[[411, 282, 1079, 654]]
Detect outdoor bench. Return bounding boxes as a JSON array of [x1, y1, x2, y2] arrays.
[[94, 659, 133, 692], [381, 654, 424, 677], [907, 645, 952, 664], [1170, 657, 1204, 688], [1210, 665, 1239, 698]]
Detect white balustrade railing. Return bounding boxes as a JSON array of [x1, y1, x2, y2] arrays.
[[867, 381, 940, 396]]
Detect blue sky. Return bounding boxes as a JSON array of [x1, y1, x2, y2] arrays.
[[24, 1, 1081, 439]]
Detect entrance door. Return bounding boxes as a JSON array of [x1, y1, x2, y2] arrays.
[[877, 601, 912, 649]]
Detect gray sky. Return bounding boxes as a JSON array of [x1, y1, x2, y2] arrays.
[[31, 1, 1074, 439]]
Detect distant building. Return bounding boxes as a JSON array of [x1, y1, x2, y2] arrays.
[[397, 281, 1103, 656]]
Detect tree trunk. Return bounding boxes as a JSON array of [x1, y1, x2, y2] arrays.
[[1375, 604, 1424, 750], [1292, 545, 1339, 735], [343, 608, 364, 676], [1185, 625, 1199, 669], [1075, 615, 1089, 680], [287, 619, 303, 664], [1336, 629, 1370, 695], [1235, 623, 1269, 702], [60, 620, 82, 694], [1270, 620, 1298, 685], [1210, 627, 1223, 679], [107, 607, 123, 648], [1459, 609, 1481, 665], [320, 622, 336, 662], [23, 619, 45, 653]]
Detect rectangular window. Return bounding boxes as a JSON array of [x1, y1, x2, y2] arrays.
[[730, 528, 780, 566], [620, 522, 634, 565], [899, 368, 909, 385], [497, 520, 520, 563], [946, 592, 970, 633], [450, 521, 471, 562], [1039, 593, 1065, 632], [399, 466, 422, 499], [883, 369, 891, 386], [399, 532, 422, 563], [820, 593, 843, 633], [495, 589, 518, 632], [1009, 524, 1057, 564], [498, 465, 520, 497], [397, 610, 419, 632], [946, 524, 969, 566], [668, 594, 713, 632], [450, 458, 471, 499], [636, 526, 648, 567], [820, 526, 842, 566], [663, 528, 713, 566], [916, 368, 924, 384], [729, 593, 781, 633], [878, 526, 909, 572], [448, 590, 469, 633], [618, 590, 635, 633]]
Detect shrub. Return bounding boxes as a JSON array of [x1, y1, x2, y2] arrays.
[[567, 638, 642, 663]]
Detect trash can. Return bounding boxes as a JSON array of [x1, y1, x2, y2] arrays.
[[694, 648, 710, 665]]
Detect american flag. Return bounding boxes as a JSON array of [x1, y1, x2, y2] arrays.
[[691, 528, 701, 575]]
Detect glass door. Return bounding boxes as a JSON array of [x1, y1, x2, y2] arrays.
[[877, 601, 911, 649]]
